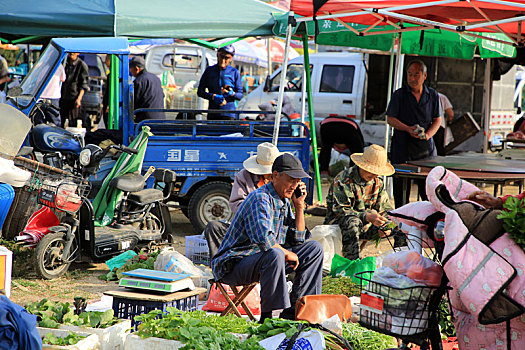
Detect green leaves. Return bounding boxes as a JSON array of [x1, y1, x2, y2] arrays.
[[42, 332, 86, 346], [25, 298, 120, 329], [497, 196, 525, 250], [322, 276, 360, 297], [134, 308, 262, 349]]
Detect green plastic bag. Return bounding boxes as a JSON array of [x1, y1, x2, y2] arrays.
[[330, 254, 376, 286]]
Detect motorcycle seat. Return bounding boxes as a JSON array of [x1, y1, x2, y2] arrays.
[[128, 188, 164, 204], [109, 173, 145, 192]]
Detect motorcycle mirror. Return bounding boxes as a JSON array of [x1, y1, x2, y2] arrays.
[[7, 86, 22, 98], [122, 146, 139, 155]]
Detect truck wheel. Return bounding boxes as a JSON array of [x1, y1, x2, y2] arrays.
[[34, 232, 73, 280], [188, 182, 232, 233]]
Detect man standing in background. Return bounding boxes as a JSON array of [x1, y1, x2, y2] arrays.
[[129, 56, 165, 122], [60, 52, 89, 128]]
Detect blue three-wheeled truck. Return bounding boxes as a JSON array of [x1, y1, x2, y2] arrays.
[[7, 37, 311, 233]]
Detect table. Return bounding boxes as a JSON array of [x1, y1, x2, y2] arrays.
[[501, 138, 525, 149], [393, 154, 525, 206]]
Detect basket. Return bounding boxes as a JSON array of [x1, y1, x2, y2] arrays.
[[2, 157, 68, 240], [355, 271, 441, 337], [37, 174, 90, 213], [185, 235, 210, 266]]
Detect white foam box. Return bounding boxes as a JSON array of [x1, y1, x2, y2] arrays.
[[0, 246, 12, 297], [59, 319, 132, 350], [38, 327, 100, 350]]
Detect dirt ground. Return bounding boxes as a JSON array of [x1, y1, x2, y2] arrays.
[[8, 181, 522, 307]]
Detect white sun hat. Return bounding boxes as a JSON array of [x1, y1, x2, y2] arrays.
[[243, 142, 282, 175]]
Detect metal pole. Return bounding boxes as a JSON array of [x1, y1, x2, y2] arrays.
[[384, 33, 397, 150], [300, 63, 307, 132], [272, 12, 294, 145], [483, 58, 492, 153], [267, 38, 272, 76], [303, 35, 323, 203], [108, 55, 115, 129]]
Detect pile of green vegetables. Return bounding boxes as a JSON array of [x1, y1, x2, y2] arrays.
[[42, 332, 86, 346], [248, 318, 306, 340], [342, 322, 398, 350], [25, 298, 120, 329], [438, 298, 456, 339], [498, 196, 525, 251], [322, 276, 360, 297], [99, 250, 160, 281], [134, 308, 262, 350]]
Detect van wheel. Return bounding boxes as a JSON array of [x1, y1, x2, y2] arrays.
[[188, 182, 232, 233]]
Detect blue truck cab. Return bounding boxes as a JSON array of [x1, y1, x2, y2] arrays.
[[8, 37, 311, 233]]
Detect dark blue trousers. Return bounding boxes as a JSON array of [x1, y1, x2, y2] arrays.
[[221, 240, 323, 313]]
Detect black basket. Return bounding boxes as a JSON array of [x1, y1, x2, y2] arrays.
[[37, 174, 90, 214], [2, 157, 68, 240], [355, 270, 441, 338]]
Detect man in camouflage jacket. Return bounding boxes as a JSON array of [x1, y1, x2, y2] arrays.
[[324, 145, 395, 260]]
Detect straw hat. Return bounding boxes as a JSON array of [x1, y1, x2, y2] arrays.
[[243, 142, 281, 175], [350, 144, 395, 176]]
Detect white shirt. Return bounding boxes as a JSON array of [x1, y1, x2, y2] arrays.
[[41, 65, 66, 99], [438, 93, 454, 145]]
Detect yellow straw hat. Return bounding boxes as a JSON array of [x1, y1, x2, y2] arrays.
[[350, 144, 395, 176]]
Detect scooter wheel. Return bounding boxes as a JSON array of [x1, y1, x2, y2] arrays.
[[34, 232, 73, 280]]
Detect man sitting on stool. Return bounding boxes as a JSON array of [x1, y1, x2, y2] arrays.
[[211, 153, 323, 322]]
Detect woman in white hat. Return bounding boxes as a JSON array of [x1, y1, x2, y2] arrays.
[[229, 142, 281, 213], [324, 144, 395, 260]]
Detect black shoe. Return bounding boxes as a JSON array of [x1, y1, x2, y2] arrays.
[[259, 311, 272, 324], [279, 307, 295, 320]]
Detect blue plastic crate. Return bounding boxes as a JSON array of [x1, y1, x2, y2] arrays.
[[111, 292, 200, 329]]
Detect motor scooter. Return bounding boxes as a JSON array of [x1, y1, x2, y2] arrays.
[[21, 141, 176, 280]]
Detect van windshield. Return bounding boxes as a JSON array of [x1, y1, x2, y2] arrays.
[[270, 64, 310, 92], [15, 44, 61, 108]]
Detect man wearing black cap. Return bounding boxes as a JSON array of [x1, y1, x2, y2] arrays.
[[211, 153, 323, 323], [197, 45, 243, 120], [129, 56, 165, 123]]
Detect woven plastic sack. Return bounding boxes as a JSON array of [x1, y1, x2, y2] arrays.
[[330, 254, 376, 285]]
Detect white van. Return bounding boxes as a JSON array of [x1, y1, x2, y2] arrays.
[[237, 52, 367, 128]]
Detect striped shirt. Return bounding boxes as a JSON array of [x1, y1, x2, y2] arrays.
[[212, 182, 308, 280]]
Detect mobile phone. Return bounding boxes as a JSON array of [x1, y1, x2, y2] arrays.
[[294, 187, 303, 198]]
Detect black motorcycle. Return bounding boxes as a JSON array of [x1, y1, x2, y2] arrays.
[[27, 143, 176, 279]]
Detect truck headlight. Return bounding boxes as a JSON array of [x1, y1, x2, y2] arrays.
[[79, 149, 92, 166]]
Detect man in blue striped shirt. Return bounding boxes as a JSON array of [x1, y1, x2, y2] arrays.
[[212, 153, 323, 322]]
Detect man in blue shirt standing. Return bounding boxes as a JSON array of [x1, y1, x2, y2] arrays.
[[386, 60, 441, 208], [211, 153, 323, 322], [197, 45, 243, 120], [129, 56, 165, 123]]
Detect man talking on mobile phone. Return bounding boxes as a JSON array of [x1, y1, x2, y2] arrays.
[[211, 153, 323, 323]]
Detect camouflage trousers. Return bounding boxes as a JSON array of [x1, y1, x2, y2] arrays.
[[335, 215, 379, 261], [335, 216, 408, 260]]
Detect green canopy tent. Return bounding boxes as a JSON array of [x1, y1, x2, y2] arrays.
[[0, 0, 281, 43]]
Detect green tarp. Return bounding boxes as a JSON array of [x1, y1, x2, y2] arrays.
[[273, 14, 516, 59], [0, 0, 281, 42]]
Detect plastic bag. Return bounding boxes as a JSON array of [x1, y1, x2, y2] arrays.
[[309, 225, 342, 272], [202, 283, 261, 315], [154, 248, 209, 287], [259, 329, 325, 350], [330, 254, 376, 285], [105, 250, 137, 271], [382, 250, 443, 287]]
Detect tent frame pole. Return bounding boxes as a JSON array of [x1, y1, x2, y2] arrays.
[[272, 12, 294, 145], [302, 35, 322, 202], [483, 58, 492, 153]]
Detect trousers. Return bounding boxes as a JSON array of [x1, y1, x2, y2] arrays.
[[220, 240, 323, 313]]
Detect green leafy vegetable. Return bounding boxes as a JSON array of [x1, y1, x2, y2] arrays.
[[42, 332, 86, 346], [342, 322, 397, 350], [322, 276, 360, 297], [438, 298, 456, 339], [497, 196, 525, 250]]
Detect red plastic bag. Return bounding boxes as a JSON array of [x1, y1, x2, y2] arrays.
[[202, 283, 261, 315], [382, 250, 443, 287], [20, 206, 60, 244]]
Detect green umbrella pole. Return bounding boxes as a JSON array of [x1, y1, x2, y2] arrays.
[[302, 35, 322, 203], [109, 55, 120, 129]]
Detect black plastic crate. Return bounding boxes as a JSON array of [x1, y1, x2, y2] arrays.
[[111, 293, 199, 329]]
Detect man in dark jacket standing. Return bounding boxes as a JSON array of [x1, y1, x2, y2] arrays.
[[197, 45, 243, 120], [60, 52, 89, 128], [129, 56, 165, 122]]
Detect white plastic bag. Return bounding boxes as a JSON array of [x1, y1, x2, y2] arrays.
[[308, 225, 342, 272], [259, 329, 325, 350], [329, 148, 351, 167], [154, 248, 207, 287]]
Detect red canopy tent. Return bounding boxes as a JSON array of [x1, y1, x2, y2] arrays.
[[290, 0, 525, 45]]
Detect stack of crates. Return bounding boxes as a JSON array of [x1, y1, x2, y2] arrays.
[[185, 235, 210, 266]]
